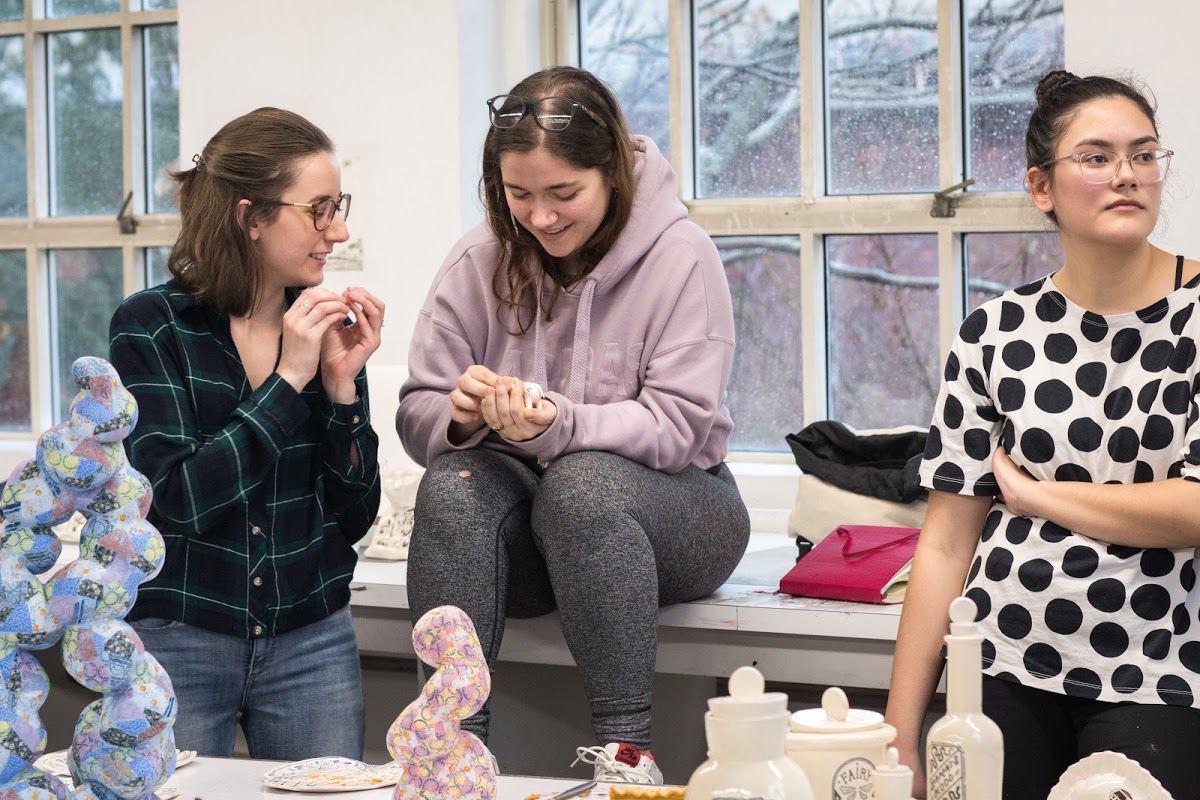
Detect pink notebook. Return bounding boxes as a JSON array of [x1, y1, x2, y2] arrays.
[[778, 524, 920, 604]]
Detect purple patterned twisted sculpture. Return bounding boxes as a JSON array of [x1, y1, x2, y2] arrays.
[[0, 356, 176, 800], [387, 605, 496, 800]]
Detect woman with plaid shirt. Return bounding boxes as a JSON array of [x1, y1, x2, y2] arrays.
[[108, 108, 383, 760]]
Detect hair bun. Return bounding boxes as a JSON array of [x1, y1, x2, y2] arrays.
[[1036, 69, 1081, 103]]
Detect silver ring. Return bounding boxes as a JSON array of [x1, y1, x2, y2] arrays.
[[299, 302, 310, 311]]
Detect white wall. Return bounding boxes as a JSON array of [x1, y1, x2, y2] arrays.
[[1065, 0, 1200, 256]]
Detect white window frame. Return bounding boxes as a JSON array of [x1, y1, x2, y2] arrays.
[[0, 0, 179, 445]]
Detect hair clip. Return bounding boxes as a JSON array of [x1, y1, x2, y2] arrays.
[[191, 153, 204, 169]]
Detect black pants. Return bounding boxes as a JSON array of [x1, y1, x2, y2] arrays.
[[982, 675, 1200, 800]]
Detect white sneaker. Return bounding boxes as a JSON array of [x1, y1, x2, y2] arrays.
[[572, 742, 663, 785]]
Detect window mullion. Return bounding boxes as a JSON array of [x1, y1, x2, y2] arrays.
[[667, 0, 692, 198], [802, 229, 825, 423], [798, 0, 819, 203], [937, 0, 964, 191]]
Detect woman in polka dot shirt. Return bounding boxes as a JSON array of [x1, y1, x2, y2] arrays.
[[885, 70, 1200, 800]]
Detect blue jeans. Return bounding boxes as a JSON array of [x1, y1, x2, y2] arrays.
[[130, 605, 365, 760]]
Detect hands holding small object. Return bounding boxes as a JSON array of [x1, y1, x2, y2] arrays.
[[448, 365, 555, 443]]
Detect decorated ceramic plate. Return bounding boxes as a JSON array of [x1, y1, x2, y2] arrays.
[[34, 749, 197, 777], [1047, 751, 1171, 800], [262, 757, 403, 792]]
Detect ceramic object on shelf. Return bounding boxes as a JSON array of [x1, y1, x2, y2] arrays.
[[925, 596, 1003, 800], [685, 665, 814, 800], [787, 686, 896, 800]]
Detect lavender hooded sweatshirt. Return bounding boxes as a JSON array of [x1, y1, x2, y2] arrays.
[[396, 135, 735, 474]]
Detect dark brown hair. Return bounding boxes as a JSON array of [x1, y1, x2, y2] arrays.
[[168, 107, 334, 317], [480, 66, 636, 334], [1026, 70, 1159, 225]]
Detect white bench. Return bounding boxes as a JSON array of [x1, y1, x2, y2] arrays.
[[350, 532, 902, 690]]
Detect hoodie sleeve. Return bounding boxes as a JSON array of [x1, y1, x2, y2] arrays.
[[514, 231, 735, 474], [396, 240, 496, 468]]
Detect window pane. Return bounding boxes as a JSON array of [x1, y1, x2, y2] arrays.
[[966, 0, 1064, 191], [49, 29, 123, 216], [579, 0, 669, 158], [695, 0, 800, 198], [47, 0, 118, 16], [966, 231, 1060, 310], [0, 250, 29, 432], [719, 237, 803, 451], [0, 36, 25, 217], [145, 245, 170, 287], [825, 0, 939, 195], [142, 0, 176, 8], [0, 0, 21, 23], [52, 248, 122, 422], [827, 234, 939, 429], [145, 24, 179, 213]]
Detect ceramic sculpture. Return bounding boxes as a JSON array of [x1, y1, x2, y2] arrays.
[[387, 605, 496, 800], [0, 356, 176, 800]]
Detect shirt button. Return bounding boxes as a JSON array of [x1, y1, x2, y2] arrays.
[[251, 525, 262, 536], [352, 414, 361, 424], [253, 576, 263, 587], [253, 625, 263, 636]]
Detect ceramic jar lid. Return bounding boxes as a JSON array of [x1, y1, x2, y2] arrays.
[[708, 665, 789, 719], [789, 687, 886, 733]]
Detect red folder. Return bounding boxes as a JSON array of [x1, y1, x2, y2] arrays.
[[778, 525, 920, 604]]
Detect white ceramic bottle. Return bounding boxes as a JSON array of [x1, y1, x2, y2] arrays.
[[871, 746, 913, 800], [685, 666, 814, 800], [925, 596, 1003, 800]]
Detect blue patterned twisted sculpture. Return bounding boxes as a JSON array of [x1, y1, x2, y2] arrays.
[[0, 356, 176, 800]]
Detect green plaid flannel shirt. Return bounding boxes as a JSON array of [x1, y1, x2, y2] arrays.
[[109, 281, 380, 638]]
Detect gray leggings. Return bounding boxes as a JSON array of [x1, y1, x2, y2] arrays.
[[406, 448, 751, 749]]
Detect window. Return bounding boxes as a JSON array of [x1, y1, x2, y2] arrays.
[[0, 0, 178, 436], [559, 0, 1063, 454]]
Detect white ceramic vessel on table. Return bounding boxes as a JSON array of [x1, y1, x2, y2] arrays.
[[786, 686, 896, 800], [924, 596, 1003, 800], [686, 666, 814, 800]]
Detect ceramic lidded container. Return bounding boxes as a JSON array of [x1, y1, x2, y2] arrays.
[[786, 687, 897, 800], [685, 666, 814, 800]]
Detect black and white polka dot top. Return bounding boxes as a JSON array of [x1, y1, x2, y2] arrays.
[[920, 256, 1200, 707]]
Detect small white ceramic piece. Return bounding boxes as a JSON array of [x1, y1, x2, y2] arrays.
[[685, 665, 813, 800], [262, 757, 403, 792], [872, 746, 914, 800], [523, 381, 543, 409], [786, 686, 897, 800], [1046, 752, 1171, 800], [34, 748, 196, 777]]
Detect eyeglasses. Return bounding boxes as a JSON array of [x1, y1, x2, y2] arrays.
[[1041, 148, 1174, 185], [487, 95, 609, 132], [267, 192, 351, 231]]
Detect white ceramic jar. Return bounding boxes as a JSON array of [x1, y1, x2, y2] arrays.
[[685, 666, 814, 800], [786, 687, 897, 800]]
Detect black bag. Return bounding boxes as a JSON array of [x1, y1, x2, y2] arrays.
[[785, 421, 928, 504]]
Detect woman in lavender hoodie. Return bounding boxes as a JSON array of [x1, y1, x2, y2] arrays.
[[396, 66, 750, 784]]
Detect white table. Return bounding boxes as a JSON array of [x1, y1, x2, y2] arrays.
[[173, 755, 642, 799]]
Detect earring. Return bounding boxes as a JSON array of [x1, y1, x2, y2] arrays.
[[510, 212, 520, 236]]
